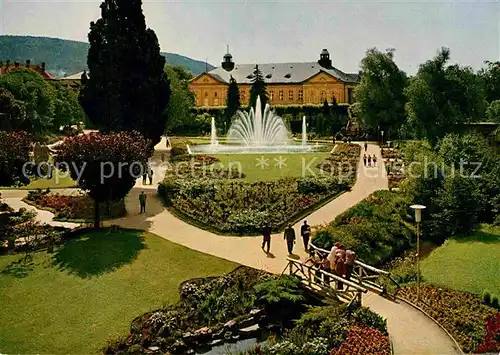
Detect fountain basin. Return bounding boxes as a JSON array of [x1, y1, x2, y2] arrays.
[[188, 142, 324, 154]]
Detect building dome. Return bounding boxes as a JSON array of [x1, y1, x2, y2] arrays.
[[222, 46, 235, 72], [318, 48, 332, 68]]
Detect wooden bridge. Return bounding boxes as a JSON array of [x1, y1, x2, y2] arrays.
[[283, 243, 401, 305]]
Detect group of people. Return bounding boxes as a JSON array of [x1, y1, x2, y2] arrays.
[[261, 220, 311, 255], [363, 154, 377, 167], [304, 243, 356, 289]]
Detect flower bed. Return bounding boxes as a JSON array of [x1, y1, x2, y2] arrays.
[[331, 325, 391, 355], [25, 189, 126, 221], [382, 148, 402, 160], [159, 176, 350, 234], [400, 284, 500, 353], [317, 143, 361, 175]]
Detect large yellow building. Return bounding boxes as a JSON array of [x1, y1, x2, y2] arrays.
[[189, 49, 358, 107]]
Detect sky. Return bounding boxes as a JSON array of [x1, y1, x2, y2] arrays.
[[0, 0, 499, 74]]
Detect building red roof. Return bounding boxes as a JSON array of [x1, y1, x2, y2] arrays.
[[0, 60, 55, 80]]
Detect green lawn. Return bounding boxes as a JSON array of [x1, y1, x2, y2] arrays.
[[0, 229, 237, 354], [1, 169, 77, 190], [421, 224, 500, 295], [213, 152, 331, 182]]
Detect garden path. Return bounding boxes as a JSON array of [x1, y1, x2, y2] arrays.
[[1, 143, 460, 354]]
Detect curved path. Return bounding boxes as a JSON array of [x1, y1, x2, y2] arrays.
[[1, 143, 460, 355]]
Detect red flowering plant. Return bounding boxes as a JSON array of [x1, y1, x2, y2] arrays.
[[54, 131, 149, 228], [331, 325, 391, 355]]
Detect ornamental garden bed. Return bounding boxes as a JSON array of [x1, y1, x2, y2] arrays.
[[24, 189, 126, 222], [105, 266, 390, 355], [159, 176, 351, 235], [399, 284, 500, 353]]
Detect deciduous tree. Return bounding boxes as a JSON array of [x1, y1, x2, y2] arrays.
[[80, 0, 171, 149], [0, 131, 32, 187], [164, 65, 195, 134], [354, 48, 407, 138], [55, 131, 149, 228]]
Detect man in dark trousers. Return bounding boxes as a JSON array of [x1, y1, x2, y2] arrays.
[[139, 191, 147, 214], [148, 168, 154, 185], [284, 224, 296, 255], [261, 223, 272, 253], [300, 220, 311, 251]]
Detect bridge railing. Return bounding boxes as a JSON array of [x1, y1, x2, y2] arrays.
[[309, 243, 401, 296], [284, 257, 367, 306]]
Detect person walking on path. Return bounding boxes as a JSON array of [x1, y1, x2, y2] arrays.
[[363, 154, 367, 167], [261, 223, 272, 253], [142, 171, 147, 185], [148, 168, 154, 185], [372, 155, 377, 167], [300, 220, 311, 251], [367, 155, 372, 167], [364, 141, 368, 151], [139, 191, 147, 214], [284, 224, 296, 255]]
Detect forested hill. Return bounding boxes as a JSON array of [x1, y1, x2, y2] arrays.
[[0, 35, 215, 77]]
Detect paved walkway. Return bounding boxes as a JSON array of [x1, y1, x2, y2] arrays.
[[0, 143, 460, 355]]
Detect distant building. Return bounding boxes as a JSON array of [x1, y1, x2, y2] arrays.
[[189, 49, 358, 107], [0, 60, 55, 80], [59, 71, 85, 89]]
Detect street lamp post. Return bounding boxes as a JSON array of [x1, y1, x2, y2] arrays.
[[381, 130, 385, 146], [410, 204, 426, 303]]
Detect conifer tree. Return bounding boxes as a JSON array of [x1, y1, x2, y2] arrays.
[[249, 65, 268, 112], [80, 0, 171, 149], [225, 75, 240, 132]]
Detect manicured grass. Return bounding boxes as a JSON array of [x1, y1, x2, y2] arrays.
[[0, 228, 237, 354], [421, 224, 500, 295], [0, 169, 77, 190], [213, 152, 331, 182]]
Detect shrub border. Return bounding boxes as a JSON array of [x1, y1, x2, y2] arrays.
[[162, 189, 349, 236], [395, 294, 465, 355]]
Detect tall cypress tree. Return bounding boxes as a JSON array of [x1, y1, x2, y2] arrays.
[[225, 75, 240, 132], [80, 0, 171, 149], [249, 65, 268, 112]]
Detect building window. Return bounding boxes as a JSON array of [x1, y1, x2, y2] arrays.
[[241, 90, 246, 102], [204, 92, 208, 97], [214, 92, 217, 97], [289, 90, 293, 101], [279, 90, 284, 101], [320, 91, 326, 102], [298, 90, 303, 102], [270, 90, 274, 101], [332, 93, 337, 104]]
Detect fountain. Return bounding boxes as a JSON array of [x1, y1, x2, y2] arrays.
[[210, 117, 218, 147], [188, 96, 323, 154], [302, 116, 307, 146]]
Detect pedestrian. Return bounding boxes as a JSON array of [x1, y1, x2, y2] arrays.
[[142, 171, 147, 185], [335, 252, 346, 290], [139, 191, 147, 214], [363, 154, 367, 167], [261, 223, 272, 253], [345, 249, 356, 281], [364, 141, 368, 151], [368, 155, 372, 167], [300, 220, 311, 251], [283, 223, 296, 255], [373, 155, 377, 167], [320, 255, 331, 286], [148, 167, 154, 185]]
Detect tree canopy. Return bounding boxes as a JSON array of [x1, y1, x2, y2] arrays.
[[353, 48, 407, 139], [249, 65, 268, 112], [163, 65, 195, 134], [404, 47, 486, 145], [80, 0, 171, 149], [0, 131, 32, 187], [55, 131, 149, 228]]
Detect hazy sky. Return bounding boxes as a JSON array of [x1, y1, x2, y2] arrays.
[[1, 0, 499, 74]]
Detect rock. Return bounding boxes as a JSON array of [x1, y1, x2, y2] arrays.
[[231, 335, 240, 341], [239, 324, 259, 333], [194, 327, 212, 336], [223, 319, 237, 328], [210, 339, 223, 346], [250, 309, 263, 316], [224, 331, 232, 340], [147, 346, 160, 351], [183, 332, 194, 339], [238, 316, 255, 328]]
